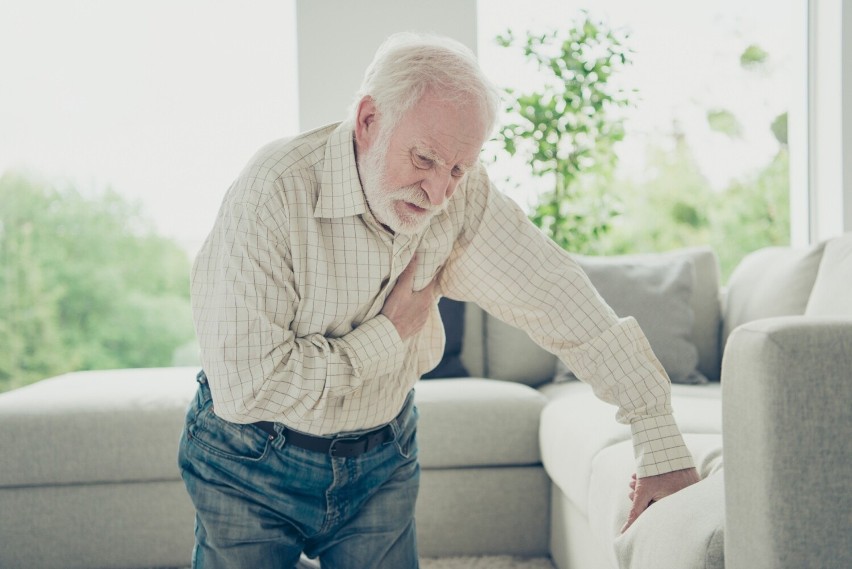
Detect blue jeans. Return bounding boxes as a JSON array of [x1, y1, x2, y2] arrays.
[[177, 377, 420, 569]]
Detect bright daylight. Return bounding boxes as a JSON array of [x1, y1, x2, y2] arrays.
[[1, 1, 850, 569]]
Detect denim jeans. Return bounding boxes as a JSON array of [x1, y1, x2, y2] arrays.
[[177, 377, 420, 569]]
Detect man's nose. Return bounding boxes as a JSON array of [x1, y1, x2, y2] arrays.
[[421, 168, 453, 206]]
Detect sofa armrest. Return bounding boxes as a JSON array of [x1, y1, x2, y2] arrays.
[[722, 316, 852, 569]]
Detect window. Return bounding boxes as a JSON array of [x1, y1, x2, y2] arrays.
[[478, 0, 801, 278], [0, 1, 298, 391]]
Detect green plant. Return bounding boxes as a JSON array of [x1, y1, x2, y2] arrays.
[[595, 41, 791, 281], [495, 14, 634, 253], [0, 172, 196, 392]]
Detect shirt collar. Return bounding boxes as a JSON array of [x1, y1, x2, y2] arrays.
[[314, 122, 368, 219]]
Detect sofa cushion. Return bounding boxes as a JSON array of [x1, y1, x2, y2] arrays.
[[555, 253, 706, 384], [679, 247, 723, 380], [421, 297, 470, 379], [805, 232, 852, 317], [723, 241, 826, 345], [481, 316, 557, 387], [484, 247, 722, 386], [588, 435, 725, 569], [415, 378, 546, 468], [538, 381, 721, 517], [0, 370, 545, 485], [0, 367, 198, 487], [612, 473, 725, 569], [541, 379, 725, 569], [588, 247, 721, 381]]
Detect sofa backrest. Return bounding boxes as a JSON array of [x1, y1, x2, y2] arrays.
[[722, 241, 826, 346], [722, 232, 852, 347], [803, 232, 852, 317], [460, 247, 723, 385]]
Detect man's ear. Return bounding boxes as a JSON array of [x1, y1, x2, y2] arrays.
[[354, 96, 379, 151]]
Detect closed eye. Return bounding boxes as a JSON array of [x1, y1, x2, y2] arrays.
[[411, 148, 469, 179], [412, 153, 434, 169]]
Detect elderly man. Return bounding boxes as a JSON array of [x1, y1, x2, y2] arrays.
[[179, 32, 699, 569]]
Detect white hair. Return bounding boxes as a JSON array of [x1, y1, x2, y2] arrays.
[[348, 32, 501, 136]]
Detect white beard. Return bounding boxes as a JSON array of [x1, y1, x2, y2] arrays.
[[359, 134, 439, 235]]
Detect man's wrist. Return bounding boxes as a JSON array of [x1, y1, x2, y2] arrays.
[[630, 414, 695, 477], [336, 315, 406, 382]]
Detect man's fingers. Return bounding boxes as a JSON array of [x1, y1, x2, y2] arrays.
[[621, 467, 699, 533], [400, 254, 441, 298], [398, 254, 419, 289], [621, 472, 656, 533], [620, 495, 651, 533], [420, 275, 439, 299], [381, 253, 439, 340]]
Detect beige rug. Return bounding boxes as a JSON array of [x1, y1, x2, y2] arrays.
[[180, 554, 556, 568], [292, 555, 555, 568], [422, 556, 555, 568]]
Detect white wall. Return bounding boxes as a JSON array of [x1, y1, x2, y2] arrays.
[[810, 0, 852, 241], [295, 0, 478, 131], [843, 1, 852, 235]]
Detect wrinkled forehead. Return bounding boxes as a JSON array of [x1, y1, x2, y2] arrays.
[[393, 94, 488, 164]]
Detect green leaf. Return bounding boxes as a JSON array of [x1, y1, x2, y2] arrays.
[[707, 109, 744, 138], [740, 44, 769, 69], [770, 112, 788, 145], [492, 16, 633, 253]]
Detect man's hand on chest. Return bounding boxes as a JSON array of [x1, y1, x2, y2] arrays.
[[380, 254, 440, 340]]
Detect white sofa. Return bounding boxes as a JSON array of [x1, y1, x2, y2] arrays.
[[1, 235, 850, 569]]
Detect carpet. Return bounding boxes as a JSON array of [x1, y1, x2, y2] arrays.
[[421, 556, 555, 568], [294, 557, 556, 568], [289, 555, 555, 568], [176, 554, 556, 568]]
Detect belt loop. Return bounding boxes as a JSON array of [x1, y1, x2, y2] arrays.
[[270, 428, 287, 450], [195, 370, 212, 406], [395, 389, 415, 429]]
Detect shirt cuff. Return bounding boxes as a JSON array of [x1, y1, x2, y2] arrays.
[[630, 413, 696, 477], [336, 315, 406, 386]]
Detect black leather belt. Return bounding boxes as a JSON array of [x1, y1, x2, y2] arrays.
[[253, 421, 395, 458], [197, 369, 402, 459]]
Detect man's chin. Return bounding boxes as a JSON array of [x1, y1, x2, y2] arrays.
[[388, 215, 432, 235], [386, 217, 430, 236], [386, 202, 434, 235]]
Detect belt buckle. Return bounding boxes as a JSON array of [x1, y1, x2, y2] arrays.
[[329, 436, 364, 458]]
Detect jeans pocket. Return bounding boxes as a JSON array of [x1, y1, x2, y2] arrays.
[[187, 404, 271, 463], [393, 404, 419, 459]]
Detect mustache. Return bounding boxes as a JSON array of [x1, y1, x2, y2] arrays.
[[395, 185, 436, 212]]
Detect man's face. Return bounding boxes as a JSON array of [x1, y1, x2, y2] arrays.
[[359, 92, 487, 235]]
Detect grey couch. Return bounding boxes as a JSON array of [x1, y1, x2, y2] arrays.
[[1, 235, 850, 569]]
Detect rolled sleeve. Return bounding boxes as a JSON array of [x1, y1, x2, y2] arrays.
[[440, 166, 696, 478], [630, 414, 696, 476], [335, 315, 407, 391]]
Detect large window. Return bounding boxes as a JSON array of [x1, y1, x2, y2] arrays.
[[0, 1, 298, 391], [0, 0, 812, 392], [478, 0, 800, 278], [1, 0, 299, 255]]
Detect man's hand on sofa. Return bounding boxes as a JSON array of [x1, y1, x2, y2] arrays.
[[621, 467, 701, 533]]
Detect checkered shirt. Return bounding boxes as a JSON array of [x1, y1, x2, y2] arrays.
[[190, 122, 695, 477]]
